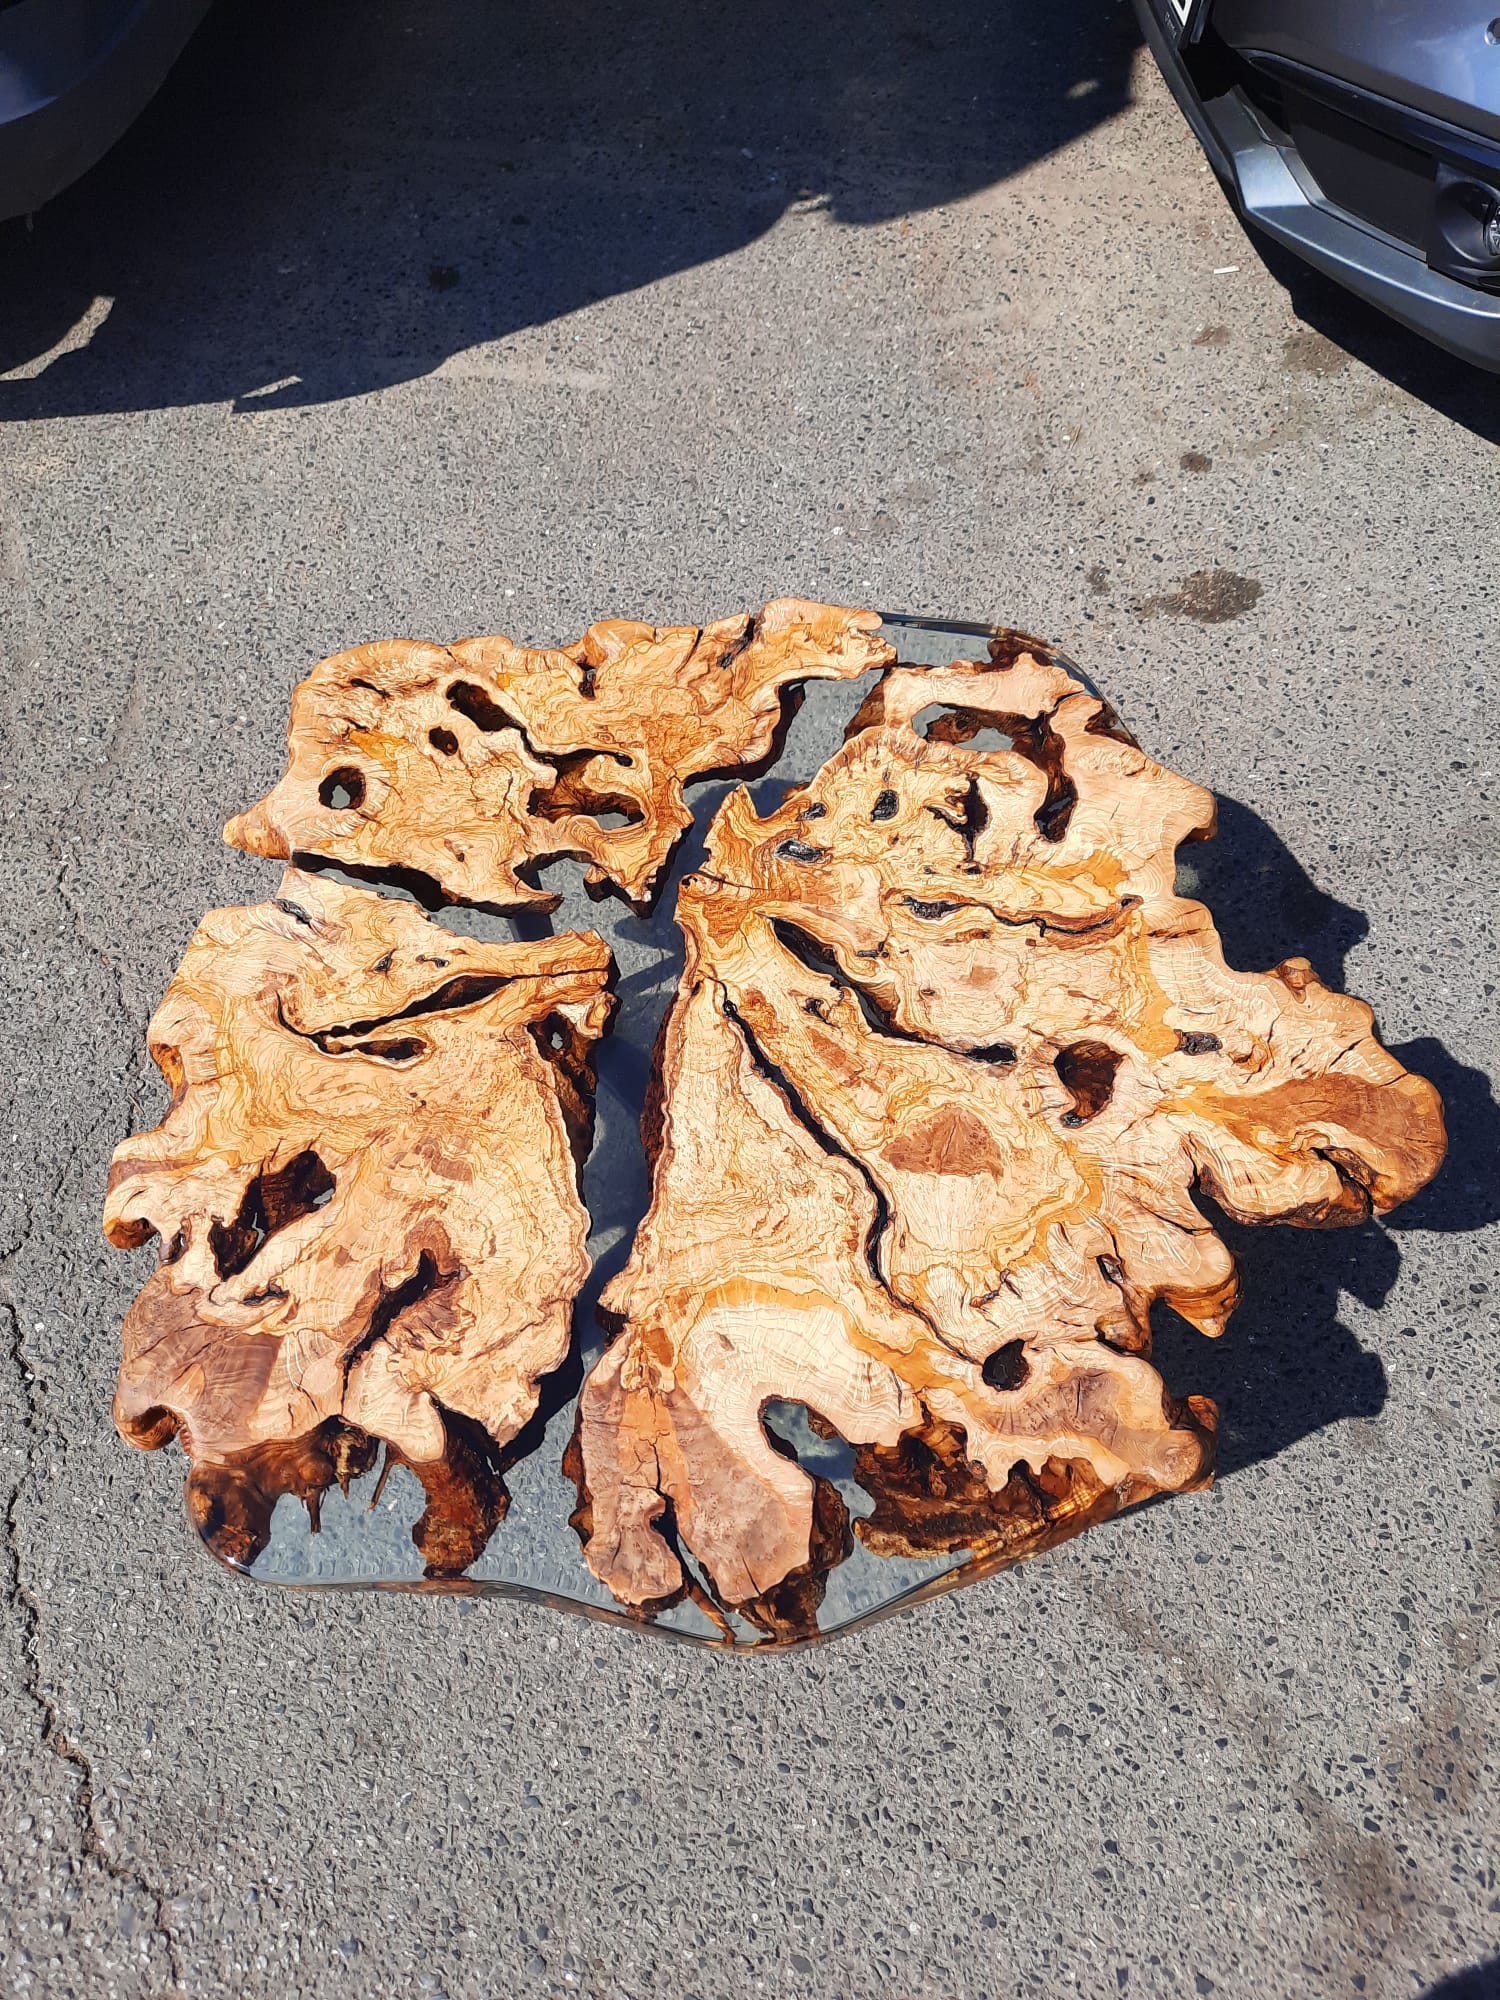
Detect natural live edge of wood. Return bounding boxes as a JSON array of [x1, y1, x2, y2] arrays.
[[103, 866, 614, 1568], [570, 634, 1447, 1630], [186, 1422, 378, 1572], [224, 598, 895, 916]]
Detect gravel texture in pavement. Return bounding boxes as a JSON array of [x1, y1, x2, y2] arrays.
[[0, 3, 1496, 1997]]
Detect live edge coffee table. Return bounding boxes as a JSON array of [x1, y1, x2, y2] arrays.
[[102, 604, 1445, 1650]]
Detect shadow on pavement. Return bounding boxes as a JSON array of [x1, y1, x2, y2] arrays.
[[1422, 1961, 1500, 2000], [1243, 227, 1500, 448], [1184, 793, 1368, 992], [1153, 793, 1499, 1479], [0, 0, 1141, 416]]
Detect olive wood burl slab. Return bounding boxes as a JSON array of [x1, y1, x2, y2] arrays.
[[103, 867, 612, 1568], [103, 606, 1446, 1642]]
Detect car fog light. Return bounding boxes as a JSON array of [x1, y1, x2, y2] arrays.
[[1429, 169, 1500, 285]]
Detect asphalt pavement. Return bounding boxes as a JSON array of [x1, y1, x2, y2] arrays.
[[0, 2, 1497, 1996]]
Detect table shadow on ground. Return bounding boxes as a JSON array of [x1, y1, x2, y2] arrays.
[[1153, 796, 1497, 1479], [0, 0, 1141, 416]]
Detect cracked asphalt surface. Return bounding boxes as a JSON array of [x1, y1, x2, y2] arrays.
[[1, 2, 1497, 1995]]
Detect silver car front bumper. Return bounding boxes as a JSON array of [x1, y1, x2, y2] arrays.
[[1135, 0, 1500, 373]]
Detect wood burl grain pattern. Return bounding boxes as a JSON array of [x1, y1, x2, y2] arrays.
[[225, 598, 894, 913], [568, 638, 1446, 1632], [103, 867, 612, 1569]]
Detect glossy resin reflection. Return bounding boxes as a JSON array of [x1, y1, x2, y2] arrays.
[[199, 1404, 975, 1649], [198, 1394, 1140, 1650]]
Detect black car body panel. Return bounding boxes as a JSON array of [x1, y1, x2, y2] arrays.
[[0, 0, 213, 223], [1136, 0, 1500, 370]]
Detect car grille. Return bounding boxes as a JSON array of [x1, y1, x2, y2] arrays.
[[1222, 51, 1431, 252], [1280, 90, 1433, 252]]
